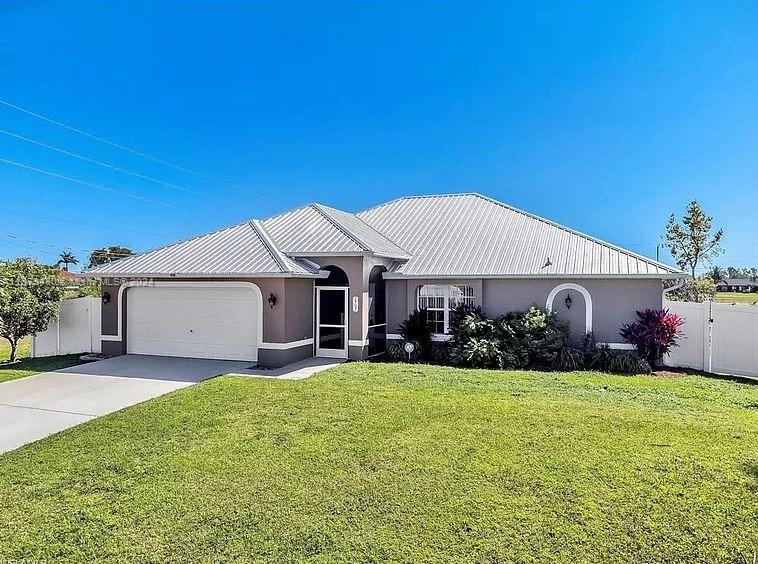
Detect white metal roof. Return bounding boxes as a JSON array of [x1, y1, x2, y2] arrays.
[[85, 221, 320, 277], [85, 192, 680, 279], [261, 203, 410, 258], [358, 193, 680, 277]]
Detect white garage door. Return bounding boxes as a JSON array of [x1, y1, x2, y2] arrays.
[[127, 285, 259, 361]]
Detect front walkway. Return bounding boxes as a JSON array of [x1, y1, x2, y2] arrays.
[[228, 357, 345, 380], [0, 355, 250, 454]]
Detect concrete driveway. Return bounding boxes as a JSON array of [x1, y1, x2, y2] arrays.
[[0, 355, 252, 454]]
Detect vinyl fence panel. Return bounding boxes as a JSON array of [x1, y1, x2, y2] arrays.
[[710, 303, 758, 377], [32, 297, 101, 357], [665, 300, 758, 378]]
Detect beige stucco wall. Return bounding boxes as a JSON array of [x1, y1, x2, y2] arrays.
[[386, 277, 664, 344], [100, 277, 315, 360], [303, 255, 395, 359]]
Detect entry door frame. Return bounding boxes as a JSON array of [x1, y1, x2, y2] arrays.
[[315, 286, 349, 359]]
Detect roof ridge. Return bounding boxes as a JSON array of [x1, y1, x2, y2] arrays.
[[309, 203, 372, 252], [468, 193, 680, 273], [316, 203, 413, 257], [248, 220, 291, 273], [358, 192, 477, 215]]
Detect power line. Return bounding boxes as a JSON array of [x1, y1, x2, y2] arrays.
[[0, 156, 183, 208], [0, 127, 248, 206], [0, 231, 135, 260], [0, 97, 292, 204], [0, 127, 200, 195], [0, 208, 166, 238]]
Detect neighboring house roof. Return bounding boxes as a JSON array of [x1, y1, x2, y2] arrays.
[[59, 270, 86, 284], [84, 192, 681, 279], [358, 193, 680, 277], [261, 203, 410, 259], [85, 221, 320, 277], [718, 278, 757, 286]]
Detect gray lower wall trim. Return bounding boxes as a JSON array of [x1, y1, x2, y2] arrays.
[[260, 338, 314, 350], [258, 344, 313, 367], [348, 344, 368, 361], [101, 340, 125, 356]]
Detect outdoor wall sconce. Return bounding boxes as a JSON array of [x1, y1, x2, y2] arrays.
[[564, 294, 572, 309], [102, 291, 111, 305], [268, 293, 277, 308]]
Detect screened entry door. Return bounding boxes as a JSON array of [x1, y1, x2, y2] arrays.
[[316, 287, 348, 358]]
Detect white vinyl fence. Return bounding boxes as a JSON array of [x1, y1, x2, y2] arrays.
[[665, 300, 758, 378], [32, 297, 101, 358]]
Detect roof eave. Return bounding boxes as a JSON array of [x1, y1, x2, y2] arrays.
[[81, 271, 325, 279], [382, 272, 686, 280]]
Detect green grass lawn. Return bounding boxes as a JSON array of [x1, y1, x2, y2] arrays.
[[0, 354, 85, 384], [715, 291, 758, 305], [0, 363, 756, 563], [0, 336, 31, 362]]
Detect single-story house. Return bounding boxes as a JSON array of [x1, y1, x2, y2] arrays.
[[84, 193, 682, 366], [715, 278, 758, 293]]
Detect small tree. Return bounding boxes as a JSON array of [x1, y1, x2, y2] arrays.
[[57, 251, 78, 271], [620, 309, 684, 367], [666, 276, 716, 303], [663, 201, 724, 277], [88, 246, 134, 268], [707, 266, 724, 284], [0, 259, 65, 362]]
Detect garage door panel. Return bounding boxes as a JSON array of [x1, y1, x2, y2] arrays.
[[127, 286, 259, 361]]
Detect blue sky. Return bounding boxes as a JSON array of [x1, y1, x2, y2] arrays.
[[0, 1, 755, 271]]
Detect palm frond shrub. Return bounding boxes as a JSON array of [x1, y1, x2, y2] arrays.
[[398, 308, 433, 360], [552, 346, 586, 371], [589, 345, 651, 374]]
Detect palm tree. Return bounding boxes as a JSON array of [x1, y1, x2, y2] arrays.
[[707, 266, 724, 284], [57, 252, 78, 272]]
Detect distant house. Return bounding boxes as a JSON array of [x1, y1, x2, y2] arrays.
[[58, 270, 87, 287], [715, 278, 758, 293]]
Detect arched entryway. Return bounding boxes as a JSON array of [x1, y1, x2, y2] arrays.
[[368, 265, 387, 355], [546, 283, 593, 343], [315, 265, 349, 358]]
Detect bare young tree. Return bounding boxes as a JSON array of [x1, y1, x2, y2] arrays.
[[663, 200, 724, 277]]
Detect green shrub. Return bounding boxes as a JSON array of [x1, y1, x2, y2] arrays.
[[552, 346, 586, 371], [396, 306, 648, 376], [453, 337, 503, 369], [398, 309, 433, 360], [449, 311, 502, 368], [448, 305, 568, 370], [428, 342, 451, 365], [386, 340, 406, 362], [588, 345, 651, 375], [498, 306, 569, 369]]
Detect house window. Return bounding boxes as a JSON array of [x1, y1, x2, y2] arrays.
[[416, 284, 475, 334]]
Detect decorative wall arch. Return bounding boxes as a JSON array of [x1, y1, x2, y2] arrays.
[[546, 282, 593, 334]]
